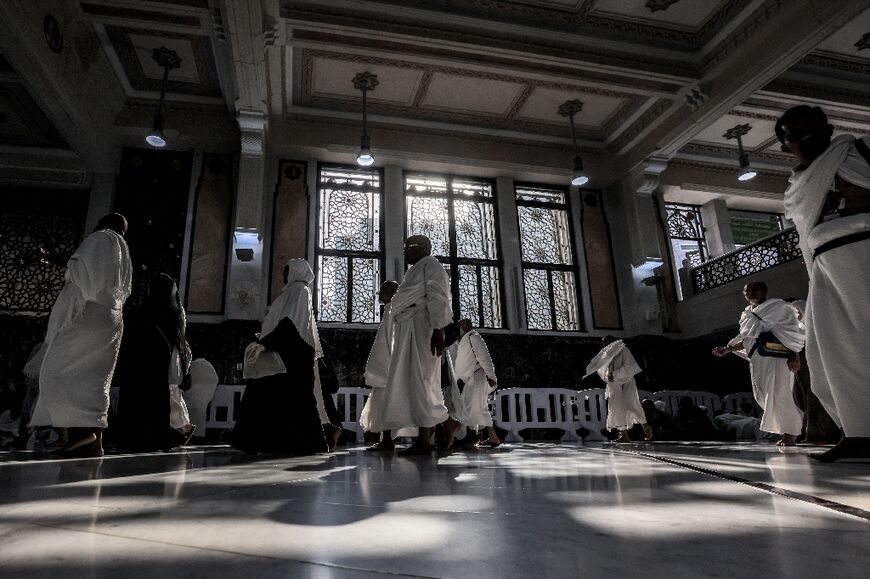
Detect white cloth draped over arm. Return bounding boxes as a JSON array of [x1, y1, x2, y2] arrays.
[[45, 230, 131, 345], [728, 299, 805, 357], [454, 331, 497, 387], [783, 135, 857, 269], [67, 230, 132, 309], [584, 340, 626, 379], [608, 349, 642, 385]]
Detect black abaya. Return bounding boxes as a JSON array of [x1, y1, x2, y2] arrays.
[[231, 317, 328, 454]]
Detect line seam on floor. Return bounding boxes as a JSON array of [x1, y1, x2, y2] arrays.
[[602, 446, 870, 524]]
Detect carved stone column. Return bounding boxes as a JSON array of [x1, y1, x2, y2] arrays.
[[226, 109, 268, 320]]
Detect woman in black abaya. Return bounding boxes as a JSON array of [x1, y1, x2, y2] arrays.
[[115, 274, 190, 452], [230, 259, 330, 455]]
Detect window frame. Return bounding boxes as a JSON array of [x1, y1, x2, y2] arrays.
[[402, 171, 506, 329], [313, 162, 386, 324], [664, 202, 709, 266], [514, 182, 584, 332]]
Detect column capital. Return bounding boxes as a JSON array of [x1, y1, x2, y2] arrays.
[[633, 156, 669, 196]]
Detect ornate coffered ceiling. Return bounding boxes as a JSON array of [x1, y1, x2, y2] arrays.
[[2, 0, 869, 199], [674, 4, 870, 190], [80, 0, 233, 107], [299, 50, 642, 143]]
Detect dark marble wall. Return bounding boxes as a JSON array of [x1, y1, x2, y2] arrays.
[[1, 315, 750, 398]]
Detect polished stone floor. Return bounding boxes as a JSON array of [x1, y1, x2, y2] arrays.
[[1, 441, 868, 578]]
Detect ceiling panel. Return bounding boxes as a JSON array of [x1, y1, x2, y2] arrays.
[[128, 35, 201, 83], [690, 114, 777, 149], [515, 86, 629, 128], [104, 25, 222, 98], [420, 73, 525, 115], [310, 58, 424, 106], [814, 5, 870, 61]]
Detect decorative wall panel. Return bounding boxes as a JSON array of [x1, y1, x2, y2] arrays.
[[186, 154, 233, 313], [270, 161, 309, 301], [580, 190, 622, 329]]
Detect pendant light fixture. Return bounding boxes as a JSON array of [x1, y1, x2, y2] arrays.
[[146, 46, 182, 148], [352, 71, 379, 167], [558, 99, 589, 187], [723, 124, 757, 182]]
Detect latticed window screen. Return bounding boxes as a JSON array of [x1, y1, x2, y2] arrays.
[[515, 185, 580, 331], [404, 173, 503, 328], [315, 165, 383, 323], [665, 203, 708, 267], [664, 202, 709, 301]]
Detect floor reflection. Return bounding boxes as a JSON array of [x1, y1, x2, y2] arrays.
[[0, 442, 868, 578]]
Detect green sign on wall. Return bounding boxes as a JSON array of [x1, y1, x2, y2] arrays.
[[730, 211, 782, 245]]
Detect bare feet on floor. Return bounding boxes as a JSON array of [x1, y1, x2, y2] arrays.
[[443, 418, 462, 449], [642, 424, 653, 441], [776, 433, 798, 447], [324, 424, 342, 452]]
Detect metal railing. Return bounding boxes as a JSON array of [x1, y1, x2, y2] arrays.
[[690, 227, 801, 294]]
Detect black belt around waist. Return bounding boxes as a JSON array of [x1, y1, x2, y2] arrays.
[[813, 230, 870, 258]]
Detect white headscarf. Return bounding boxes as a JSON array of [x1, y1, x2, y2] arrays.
[[261, 259, 322, 358]]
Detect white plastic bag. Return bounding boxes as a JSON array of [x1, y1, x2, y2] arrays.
[[243, 342, 286, 380]]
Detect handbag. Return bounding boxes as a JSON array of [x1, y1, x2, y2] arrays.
[[754, 331, 791, 358], [243, 342, 286, 380]]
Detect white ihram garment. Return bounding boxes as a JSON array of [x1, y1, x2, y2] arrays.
[[365, 256, 453, 432], [451, 331, 497, 429], [728, 299, 805, 436], [184, 358, 219, 431], [31, 230, 132, 428], [784, 135, 870, 436], [585, 340, 645, 430]]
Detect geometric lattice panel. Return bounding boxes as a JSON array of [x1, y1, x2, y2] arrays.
[[0, 190, 88, 313]]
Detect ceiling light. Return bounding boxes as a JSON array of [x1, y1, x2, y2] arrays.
[[723, 123, 756, 182], [558, 99, 589, 188], [570, 155, 589, 186], [146, 47, 181, 148], [353, 72, 379, 167]]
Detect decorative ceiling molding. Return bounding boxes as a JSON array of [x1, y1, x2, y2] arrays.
[[678, 142, 791, 163], [80, 2, 203, 29], [104, 25, 223, 98], [282, 110, 585, 152], [762, 78, 870, 109], [288, 29, 692, 92], [797, 52, 870, 76], [609, 98, 673, 153], [290, 0, 748, 46], [299, 49, 644, 140]]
